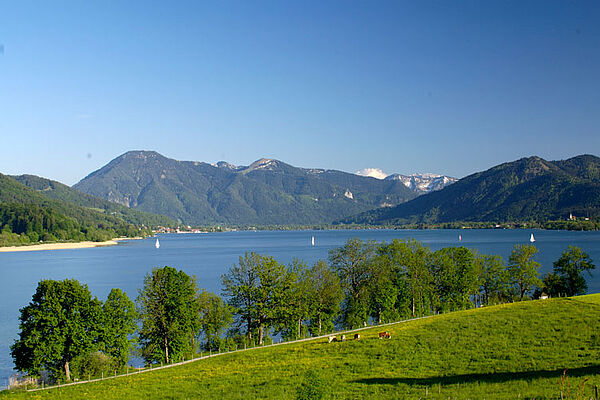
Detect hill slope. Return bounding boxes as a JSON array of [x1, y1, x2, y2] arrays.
[[5, 295, 600, 399], [73, 151, 417, 225], [11, 175, 175, 227], [0, 173, 148, 245], [342, 155, 600, 225]]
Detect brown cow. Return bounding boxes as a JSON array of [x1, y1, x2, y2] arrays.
[[378, 331, 391, 339]]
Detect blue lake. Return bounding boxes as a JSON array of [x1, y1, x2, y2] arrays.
[[1, 228, 599, 386]]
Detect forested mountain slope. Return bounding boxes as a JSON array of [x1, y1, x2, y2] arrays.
[[73, 151, 417, 225], [12, 174, 175, 227], [341, 155, 600, 225], [0, 174, 149, 245]]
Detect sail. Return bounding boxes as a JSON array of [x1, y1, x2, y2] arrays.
[[311, 236, 315, 246], [530, 233, 535, 243], [155, 238, 160, 249]]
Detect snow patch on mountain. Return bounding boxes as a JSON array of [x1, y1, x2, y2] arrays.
[[386, 173, 457, 193]]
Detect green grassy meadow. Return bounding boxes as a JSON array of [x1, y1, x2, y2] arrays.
[[3, 295, 600, 399]]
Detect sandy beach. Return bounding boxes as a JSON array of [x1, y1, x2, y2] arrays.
[[0, 237, 143, 253]]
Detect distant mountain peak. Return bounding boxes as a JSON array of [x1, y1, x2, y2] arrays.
[[73, 151, 417, 225], [215, 161, 242, 171], [341, 154, 600, 225], [120, 150, 163, 159], [385, 173, 458, 193], [355, 167, 456, 193], [242, 158, 287, 173]]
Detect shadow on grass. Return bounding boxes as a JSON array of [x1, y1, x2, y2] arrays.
[[352, 365, 600, 386]]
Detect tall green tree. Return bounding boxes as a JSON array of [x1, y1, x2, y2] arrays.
[[475, 253, 510, 305], [222, 252, 288, 345], [552, 246, 595, 296], [197, 290, 233, 351], [370, 241, 405, 324], [430, 247, 478, 312], [307, 260, 343, 336], [275, 259, 312, 340], [329, 238, 376, 328], [137, 266, 200, 364], [399, 239, 432, 318], [508, 244, 542, 300], [222, 252, 260, 343], [11, 279, 102, 381], [99, 288, 138, 368]]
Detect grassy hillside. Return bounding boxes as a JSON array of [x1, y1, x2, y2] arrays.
[[4, 295, 600, 399]]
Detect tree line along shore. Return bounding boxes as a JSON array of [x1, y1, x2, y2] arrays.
[[9, 238, 596, 386]]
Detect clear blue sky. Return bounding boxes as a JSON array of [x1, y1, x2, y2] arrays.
[[1, 1, 599, 185]]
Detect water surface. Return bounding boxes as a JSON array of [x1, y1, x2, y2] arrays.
[[1, 229, 599, 387]]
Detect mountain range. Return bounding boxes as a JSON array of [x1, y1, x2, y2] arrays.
[[355, 168, 457, 193], [73, 151, 418, 225], [385, 173, 458, 194], [341, 155, 600, 225]]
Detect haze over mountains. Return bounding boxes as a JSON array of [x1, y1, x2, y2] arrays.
[[343, 155, 600, 225], [73, 151, 418, 225]]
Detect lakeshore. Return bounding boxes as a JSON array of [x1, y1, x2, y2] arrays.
[[0, 237, 143, 253]]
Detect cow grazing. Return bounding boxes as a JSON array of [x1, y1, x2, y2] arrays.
[[327, 336, 336, 343], [378, 331, 391, 339], [340, 335, 346, 341], [354, 333, 360, 340]]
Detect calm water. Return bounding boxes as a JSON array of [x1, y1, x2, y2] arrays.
[[1, 228, 599, 386]]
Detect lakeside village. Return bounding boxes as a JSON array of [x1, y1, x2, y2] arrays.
[[152, 212, 597, 234]]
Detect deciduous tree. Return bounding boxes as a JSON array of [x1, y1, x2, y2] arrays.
[[137, 266, 200, 364], [307, 260, 343, 336], [508, 244, 542, 300], [197, 290, 233, 351], [11, 279, 102, 381], [329, 238, 376, 328], [100, 288, 137, 367], [552, 246, 595, 296]]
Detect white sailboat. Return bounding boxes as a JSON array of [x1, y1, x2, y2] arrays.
[[155, 238, 160, 249], [311, 236, 315, 246], [529, 233, 535, 243], [458, 234, 462, 242]]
